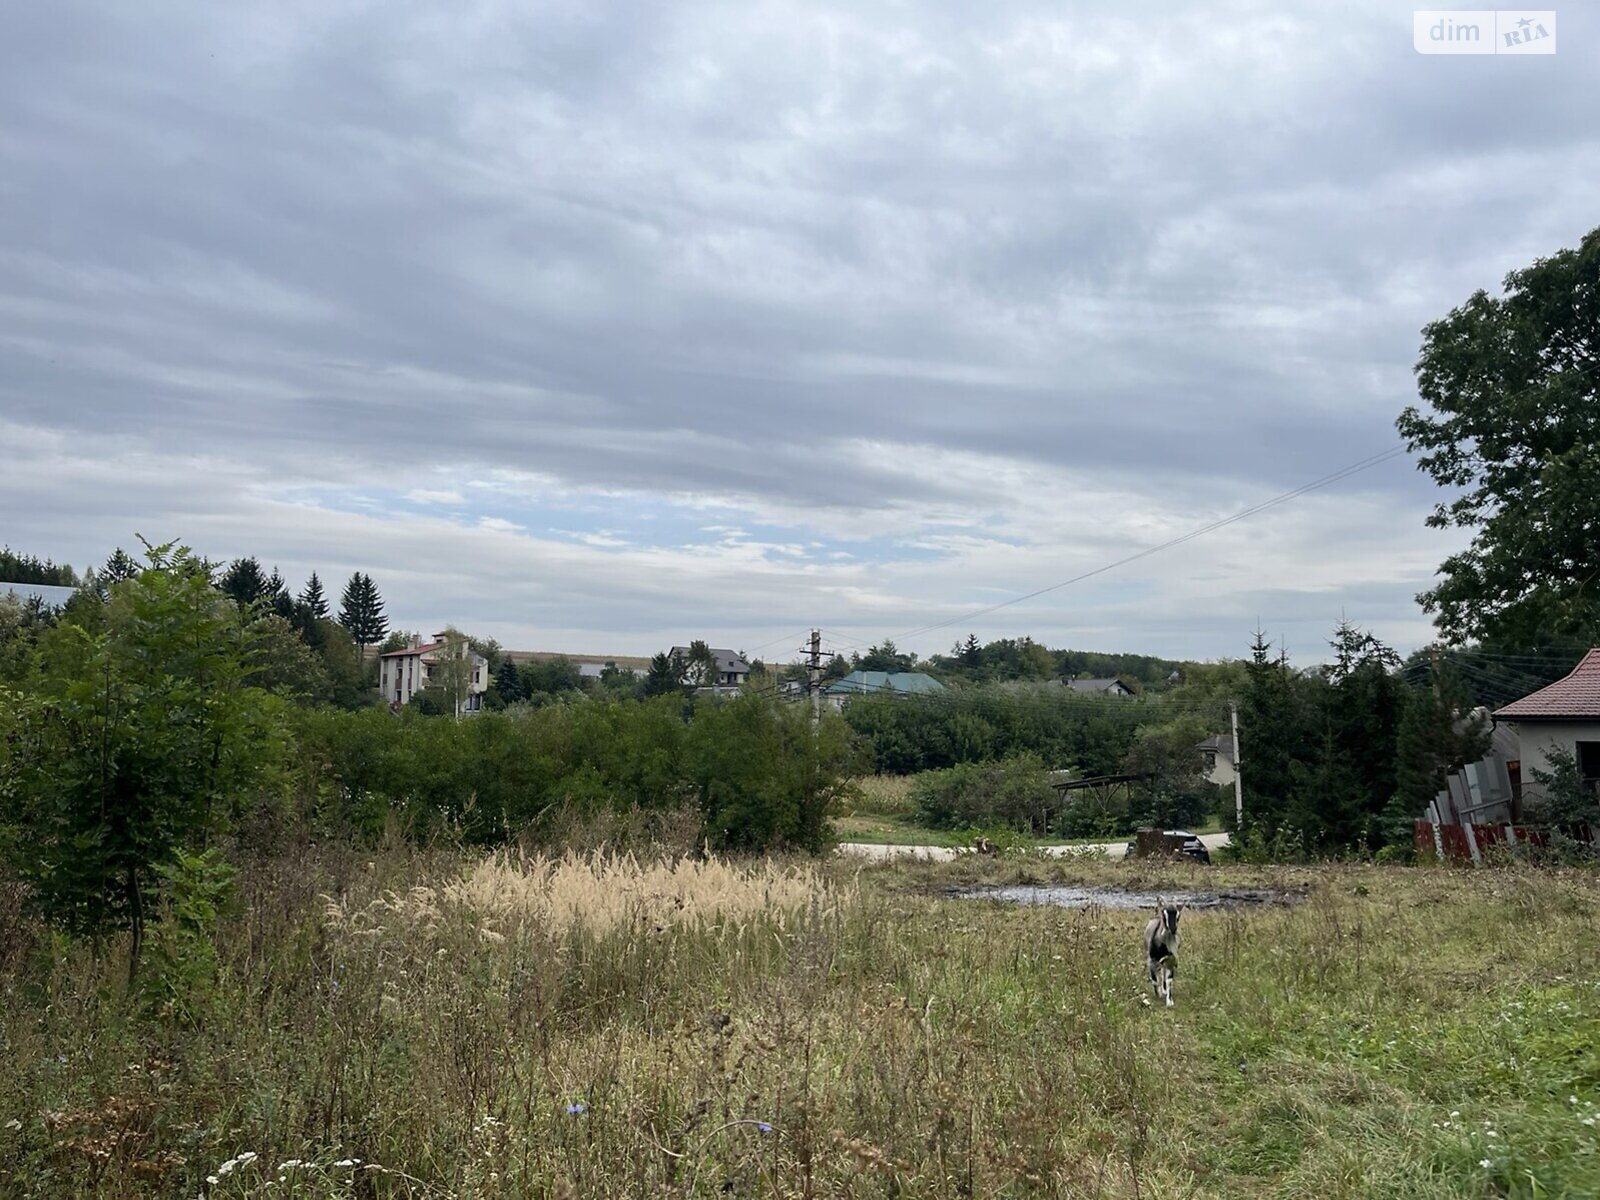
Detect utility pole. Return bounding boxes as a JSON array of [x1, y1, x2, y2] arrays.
[[1229, 699, 1244, 827], [807, 629, 822, 729]]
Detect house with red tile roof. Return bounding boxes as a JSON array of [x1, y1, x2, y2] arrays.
[[1494, 649, 1600, 802]]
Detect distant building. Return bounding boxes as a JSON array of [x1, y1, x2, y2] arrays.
[[1065, 677, 1136, 697], [379, 632, 490, 713], [670, 646, 750, 689], [577, 661, 643, 680], [1196, 734, 1237, 788], [825, 670, 946, 710]]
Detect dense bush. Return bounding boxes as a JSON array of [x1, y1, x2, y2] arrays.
[[844, 685, 1148, 775], [291, 694, 855, 853], [911, 755, 1063, 834]]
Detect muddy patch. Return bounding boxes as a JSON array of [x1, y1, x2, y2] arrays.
[[950, 885, 1302, 910]]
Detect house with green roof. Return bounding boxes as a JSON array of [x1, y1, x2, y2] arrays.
[[825, 670, 945, 710]]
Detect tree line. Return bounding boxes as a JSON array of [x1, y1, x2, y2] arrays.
[[0, 543, 854, 984]]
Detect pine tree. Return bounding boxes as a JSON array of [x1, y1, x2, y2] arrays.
[[644, 651, 679, 697], [494, 657, 524, 703], [299, 572, 329, 621], [101, 548, 140, 592], [338, 572, 388, 656], [960, 633, 982, 667], [264, 567, 296, 621], [220, 558, 269, 610]]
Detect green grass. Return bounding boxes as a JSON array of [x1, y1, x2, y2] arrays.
[[3, 847, 1599, 1197]]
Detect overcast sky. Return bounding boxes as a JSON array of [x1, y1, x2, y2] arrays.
[[2, 2, 1596, 665]]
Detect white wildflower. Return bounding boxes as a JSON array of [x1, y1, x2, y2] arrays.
[[277, 1159, 304, 1171], [1450, 1110, 1461, 1118], [333, 1158, 360, 1168], [3, 1119, 20, 1131], [1479, 1159, 1492, 1168]]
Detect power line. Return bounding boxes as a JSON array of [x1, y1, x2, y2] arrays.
[[886, 446, 1409, 645]]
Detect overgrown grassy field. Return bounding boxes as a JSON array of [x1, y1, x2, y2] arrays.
[[2, 846, 1598, 1197]]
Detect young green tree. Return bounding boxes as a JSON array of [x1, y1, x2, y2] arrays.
[[1398, 224, 1600, 647], [423, 626, 477, 719], [1387, 655, 1490, 841], [245, 613, 330, 705], [338, 572, 389, 659], [0, 543, 284, 983], [680, 640, 720, 690], [857, 639, 915, 673], [644, 651, 679, 697], [1237, 629, 1314, 842]]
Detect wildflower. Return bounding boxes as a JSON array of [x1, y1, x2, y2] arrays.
[[333, 1158, 359, 1167], [1572, 1096, 1581, 1105], [566, 1103, 587, 1115], [756, 1122, 773, 1134], [214, 1153, 255, 1178], [1450, 1110, 1460, 1118], [1479, 1159, 1492, 1168], [277, 1160, 304, 1171], [3, 1119, 20, 1131], [1583, 1117, 1596, 1127]]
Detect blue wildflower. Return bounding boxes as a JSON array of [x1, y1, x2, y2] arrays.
[[757, 1122, 773, 1134], [566, 1103, 586, 1115]]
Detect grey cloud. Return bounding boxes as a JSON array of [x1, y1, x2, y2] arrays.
[[1, 0, 1595, 657]]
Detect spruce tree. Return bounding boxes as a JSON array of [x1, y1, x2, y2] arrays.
[[338, 572, 389, 656], [220, 557, 269, 610], [644, 651, 679, 697], [264, 567, 296, 621], [494, 657, 524, 703], [299, 572, 329, 621]]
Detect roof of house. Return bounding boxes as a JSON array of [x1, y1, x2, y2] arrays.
[[381, 641, 446, 658], [1494, 649, 1600, 720], [1196, 734, 1233, 754], [670, 646, 750, 674], [826, 670, 946, 696], [1066, 677, 1132, 694]]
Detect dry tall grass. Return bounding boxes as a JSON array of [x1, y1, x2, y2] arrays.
[[5, 849, 1600, 1197], [325, 850, 844, 939]]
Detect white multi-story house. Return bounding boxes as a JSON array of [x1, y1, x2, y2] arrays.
[[379, 632, 489, 714]]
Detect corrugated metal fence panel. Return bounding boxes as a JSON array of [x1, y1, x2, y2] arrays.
[[1412, 822, 1592, 861]]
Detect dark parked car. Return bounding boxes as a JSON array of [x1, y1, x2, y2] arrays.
[[1125, 829, 1211, 864]]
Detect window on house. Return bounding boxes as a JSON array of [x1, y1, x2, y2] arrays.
[[1577, 743, 1600, 791]]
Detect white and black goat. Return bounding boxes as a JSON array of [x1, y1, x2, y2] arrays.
[[1143, 899, 1182, 1008]]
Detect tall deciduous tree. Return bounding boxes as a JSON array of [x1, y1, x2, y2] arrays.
[[338, 572, 388, 658], [680, 640, 720, 689], [0, 543, 283, 982], [1398, 225, 1600, 648]]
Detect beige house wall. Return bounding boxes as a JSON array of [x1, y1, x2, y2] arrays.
[[1504, 719, 1600, 804]]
